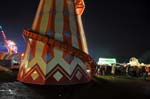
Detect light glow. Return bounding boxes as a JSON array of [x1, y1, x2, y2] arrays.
[[7, 40, 18, 53], [97, 58, 116, 66]]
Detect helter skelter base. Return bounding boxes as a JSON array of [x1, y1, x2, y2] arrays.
[[17, 0, 96, 85]]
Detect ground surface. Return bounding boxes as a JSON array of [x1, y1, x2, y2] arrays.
[[0, 71, 150, 99]]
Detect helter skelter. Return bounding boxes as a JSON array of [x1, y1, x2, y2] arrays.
[[18, 0, 96, 85]]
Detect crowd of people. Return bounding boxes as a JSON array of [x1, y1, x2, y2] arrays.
[[96, 64, 150, 80]]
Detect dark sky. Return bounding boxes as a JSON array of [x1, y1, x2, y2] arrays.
[[0, 0, 150, 62]]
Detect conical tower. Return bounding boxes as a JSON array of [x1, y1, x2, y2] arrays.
[[18, 0, 96, 85]]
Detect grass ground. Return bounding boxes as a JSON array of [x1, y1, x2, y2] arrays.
[[95, 74, 150, 82]]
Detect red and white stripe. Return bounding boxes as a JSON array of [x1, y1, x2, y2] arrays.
[[18, 0, 91, 85]]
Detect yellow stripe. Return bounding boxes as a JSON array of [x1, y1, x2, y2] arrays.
[[39, 0, 52, 34], [54, 0, 64, 41], [28, 41, 47, 75], [68, 1, 79, 49]]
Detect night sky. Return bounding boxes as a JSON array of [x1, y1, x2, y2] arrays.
[[0, 0, 150, 62]]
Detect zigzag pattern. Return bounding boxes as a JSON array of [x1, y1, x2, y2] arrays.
[[20, 43, 90, 82], [23, 63, 46, 81], [46, 48, 87, 75], [19, 63, 89, 84], [46, 64, 89, 80], [24, 40, 88, 75]]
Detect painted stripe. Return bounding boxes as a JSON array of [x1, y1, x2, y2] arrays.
[[62, 0, 73, 64], [22, 42, 30, 70], [28, 41, 46, 75], [39, 0, 52, 34], [68, 1, 79, 49], [54, 0, 64, 41], [32, 0, 45, 31], [48, 0, 56, 38], [63, 0, 72, 45], [45, 0, 54, 35]]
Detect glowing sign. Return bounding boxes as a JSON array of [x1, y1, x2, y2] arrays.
[[97, 58, 116, 65]]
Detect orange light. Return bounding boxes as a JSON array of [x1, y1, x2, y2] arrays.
[[21, 53, 24, 57]]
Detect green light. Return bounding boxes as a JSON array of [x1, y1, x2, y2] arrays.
[[98, 58, 116, 65]]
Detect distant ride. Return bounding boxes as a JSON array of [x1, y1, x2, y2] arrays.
[[0, 26, 20, 69], [0, 26, 18, 54]]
